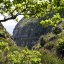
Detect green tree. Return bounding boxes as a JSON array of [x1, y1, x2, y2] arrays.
[[0, 0, 64, 26]]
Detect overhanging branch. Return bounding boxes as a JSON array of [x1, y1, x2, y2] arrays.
[[0, 14, 18, 22], [0, 13, 36, 22]]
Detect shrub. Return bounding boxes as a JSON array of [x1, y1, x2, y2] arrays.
[[6, 48, 41, 64], [44, 42, 54, 50], [41, 50, 59, 64], [40, 36, 46, 47], [52, 27, 62, 35], [0, 42, 8, 50], [0, 41, 41, 64], [56, 39, 64, 57]]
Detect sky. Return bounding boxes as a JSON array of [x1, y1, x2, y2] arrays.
[[1, 20, 17, 35], [1, 15, 24, 35]]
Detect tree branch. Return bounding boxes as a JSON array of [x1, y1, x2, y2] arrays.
[[0, 14, 18, 22], [0, 13, 36, 22]]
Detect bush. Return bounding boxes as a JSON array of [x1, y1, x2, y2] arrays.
[[44, 42, 54, 50], [0, 41, 64, 64], [56, 39, 64, 57], [52, 27, 62, 35], [0, 41, 41, 64], [6, 48, 41, 64], [41, 50, 60, 64]]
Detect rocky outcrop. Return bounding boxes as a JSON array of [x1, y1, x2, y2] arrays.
[[13, 17, 53, 49], [13, 15, 64, 49]]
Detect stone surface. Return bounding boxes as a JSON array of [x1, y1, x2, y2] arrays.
[[13, 17, 53, 49]]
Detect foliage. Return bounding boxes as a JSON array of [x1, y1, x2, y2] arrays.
[[40, 13, 62, 27], [0, 41, 41, 64], [41, 52, 59, 64], [56, 38, 64, 57], [7, 48, 41, 64], [39, 49, 62, 64], [0, 41, 64, 64], [0, 0, 64, 26], [0, 0, 64, 64], [44, 42, 54, 50]]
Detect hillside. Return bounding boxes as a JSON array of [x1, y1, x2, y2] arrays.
[[0, 0, 64, 64], [0, 18, 64, 64]]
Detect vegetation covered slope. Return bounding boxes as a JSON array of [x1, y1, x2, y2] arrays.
[[0, 23, 14, 43], [0, 23, 41, 64], [0, 20, 64, 64]]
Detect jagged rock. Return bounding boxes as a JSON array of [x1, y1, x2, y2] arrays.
[[13, 17, 52, 49]]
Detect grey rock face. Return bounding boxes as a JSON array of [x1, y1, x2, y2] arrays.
[[13, 17, 52, 49]]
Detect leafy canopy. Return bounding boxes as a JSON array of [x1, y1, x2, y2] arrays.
[[0, 0, 64, 27]]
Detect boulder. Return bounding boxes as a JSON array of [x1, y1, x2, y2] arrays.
[[13, 17, 52, 49]]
